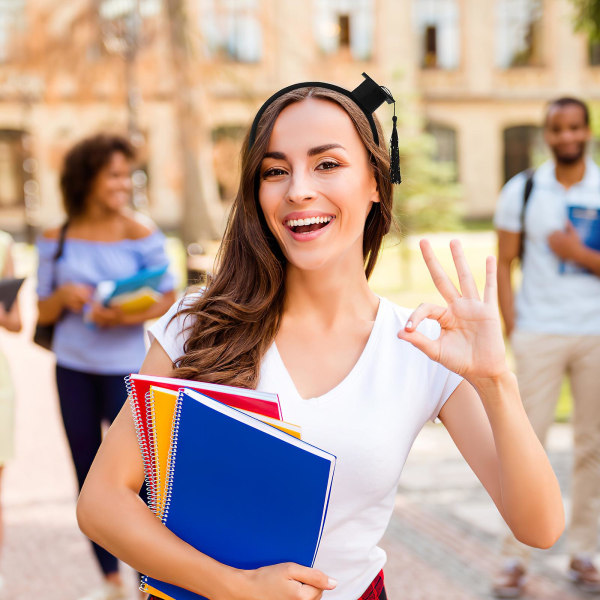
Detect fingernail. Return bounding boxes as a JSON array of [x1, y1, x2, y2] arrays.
[[405, 320, 413, 330], [328, 578, 338, 588]]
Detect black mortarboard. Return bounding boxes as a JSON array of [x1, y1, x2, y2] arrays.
[[249, 72, 401, 184]]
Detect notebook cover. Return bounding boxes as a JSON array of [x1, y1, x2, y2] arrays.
[[108, 286, 162, 314], [148, 386, 301, 519], [127, 374, 283, 515], [149, 386, 178, 518], [142, 388, 335, 600], [560, 206, 600, 274], [103, 264, 168, 302]]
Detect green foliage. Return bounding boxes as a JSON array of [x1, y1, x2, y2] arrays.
[[571, 0, 600, 42], [393, 127, 463, 235]]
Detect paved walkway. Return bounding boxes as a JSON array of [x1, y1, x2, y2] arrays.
[[1, 271, 595, 599]]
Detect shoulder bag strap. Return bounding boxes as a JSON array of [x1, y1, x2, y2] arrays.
[[50, 222, 68, 291]]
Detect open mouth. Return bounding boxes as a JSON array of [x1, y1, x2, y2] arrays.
[[284, 215, 335, 234]]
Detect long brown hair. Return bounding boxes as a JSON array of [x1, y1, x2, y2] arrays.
[[173, 87, 393, 387]]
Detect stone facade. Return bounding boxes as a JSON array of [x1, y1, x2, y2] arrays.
[[0, 0, 596, 238]]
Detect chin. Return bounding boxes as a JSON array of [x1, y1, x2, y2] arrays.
[[554, 149, 585, 165]]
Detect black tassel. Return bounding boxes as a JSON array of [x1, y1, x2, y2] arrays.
[[389, 109, 401, 184]]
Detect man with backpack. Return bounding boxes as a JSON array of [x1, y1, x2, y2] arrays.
[[492, 97, 600, 598]]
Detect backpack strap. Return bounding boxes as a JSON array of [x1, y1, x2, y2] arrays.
[[518, 169, 535, 261]]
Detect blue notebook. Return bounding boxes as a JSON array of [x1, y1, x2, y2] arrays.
[[143, 388, 336, 600], [95, 264, 168, 306], [560, 206, 600, 274]]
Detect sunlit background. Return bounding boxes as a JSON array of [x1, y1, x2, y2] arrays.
[[0, 0, 598, 249]]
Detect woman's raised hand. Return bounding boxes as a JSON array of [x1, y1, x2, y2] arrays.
[[397, 239, 508, 384]]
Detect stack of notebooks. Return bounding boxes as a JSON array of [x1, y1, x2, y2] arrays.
[[127, 373, 336, 600], [94, 264, 169, 315]]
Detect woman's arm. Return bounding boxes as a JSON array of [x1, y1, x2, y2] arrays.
[[0, 247, 21, 332], [77, 341, 335, 600], [438, 378, 564, 548], [398, 239, 564, 549], [87, 289, 177, 328]]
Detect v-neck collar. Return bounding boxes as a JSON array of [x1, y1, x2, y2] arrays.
[[269, 297, 385, 402]]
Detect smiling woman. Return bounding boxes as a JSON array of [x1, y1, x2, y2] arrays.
[[76, 77, 564, 600], [35, 134, 176, 600]]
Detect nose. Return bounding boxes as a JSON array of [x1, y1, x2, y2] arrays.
[[286, 169, 316, 204]]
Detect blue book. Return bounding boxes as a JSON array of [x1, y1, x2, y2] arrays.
[[95, 264, 168, 306], [560, 206, 600, 275], [142, 388, 336, 600]]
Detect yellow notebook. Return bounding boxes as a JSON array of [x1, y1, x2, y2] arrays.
[[149, 386, 178, 519], [108, 286, 161, 314]]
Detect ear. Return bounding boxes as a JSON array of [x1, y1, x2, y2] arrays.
[[368, 171, 380, 204]]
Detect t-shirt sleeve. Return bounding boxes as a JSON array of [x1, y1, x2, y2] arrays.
[[137, 231, 177, 294], [420, 319, 464, 422], [147, 293, 199, 364], [493, 172, 528, 233]]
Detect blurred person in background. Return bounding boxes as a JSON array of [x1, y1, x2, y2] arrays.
[[0, 230, 22, 596], [36, 134, 176, 600], [493, 97, 600, 598]]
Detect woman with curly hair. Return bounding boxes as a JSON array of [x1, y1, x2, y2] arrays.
[[37, 134, 176, 600]]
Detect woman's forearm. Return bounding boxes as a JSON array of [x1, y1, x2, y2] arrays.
[[37, 291, 65, 325], [472, 371, 565, 548], [119, 290, 177, 326], [77, 484, 246, 599]]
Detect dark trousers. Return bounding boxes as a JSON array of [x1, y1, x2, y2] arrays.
[[56, 365, 147, 575]]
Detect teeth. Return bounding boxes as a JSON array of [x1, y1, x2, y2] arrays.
[[285, 216, 333, 227]]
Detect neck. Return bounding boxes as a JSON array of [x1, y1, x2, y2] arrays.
[[283, 254, 379, 326], [77, 202, 122, 225], [554, 158, 586, 189]]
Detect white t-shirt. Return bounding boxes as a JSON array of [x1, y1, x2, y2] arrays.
[[148, 295, 463, 600], [494, 158, 600, 335]]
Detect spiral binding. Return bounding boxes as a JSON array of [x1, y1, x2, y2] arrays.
[[125, 375, 158, 515], [144, 388, 160, 516], [161, 388, 184, 526]]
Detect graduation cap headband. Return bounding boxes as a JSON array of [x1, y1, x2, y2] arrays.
[[249, 72, 401, 184]]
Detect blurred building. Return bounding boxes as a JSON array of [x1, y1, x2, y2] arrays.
[[0, 0, 597, 239]]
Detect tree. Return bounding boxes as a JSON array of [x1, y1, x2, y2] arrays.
[[571, 0, 600, 41]]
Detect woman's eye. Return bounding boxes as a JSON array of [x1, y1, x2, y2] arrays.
[[316, 161, 340, 171], [263, 167, 287, 178]]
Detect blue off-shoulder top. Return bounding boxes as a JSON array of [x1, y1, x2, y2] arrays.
[[36, 230, 176, 375]]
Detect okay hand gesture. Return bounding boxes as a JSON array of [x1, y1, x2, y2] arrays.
[[397, 239, 507, 384]]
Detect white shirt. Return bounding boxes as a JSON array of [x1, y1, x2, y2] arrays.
[[148, 296, 462, 600], [494, 158, 600, 335]]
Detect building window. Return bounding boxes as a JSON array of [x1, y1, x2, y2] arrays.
[[495, 0, 543, 68], [99, 0, 161, 20], [199, 0, 262, 63], [314, 0, 374, 61], [414, 0, 460, 70], [426, 123, 459, 181], [503, 125, 544, 182], [0, 0, 25, 63]]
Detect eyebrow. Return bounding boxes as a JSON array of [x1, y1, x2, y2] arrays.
[[263, 143, 346, 161]]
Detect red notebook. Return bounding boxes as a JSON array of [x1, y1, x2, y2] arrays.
[[126, 373, 282, 502]]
